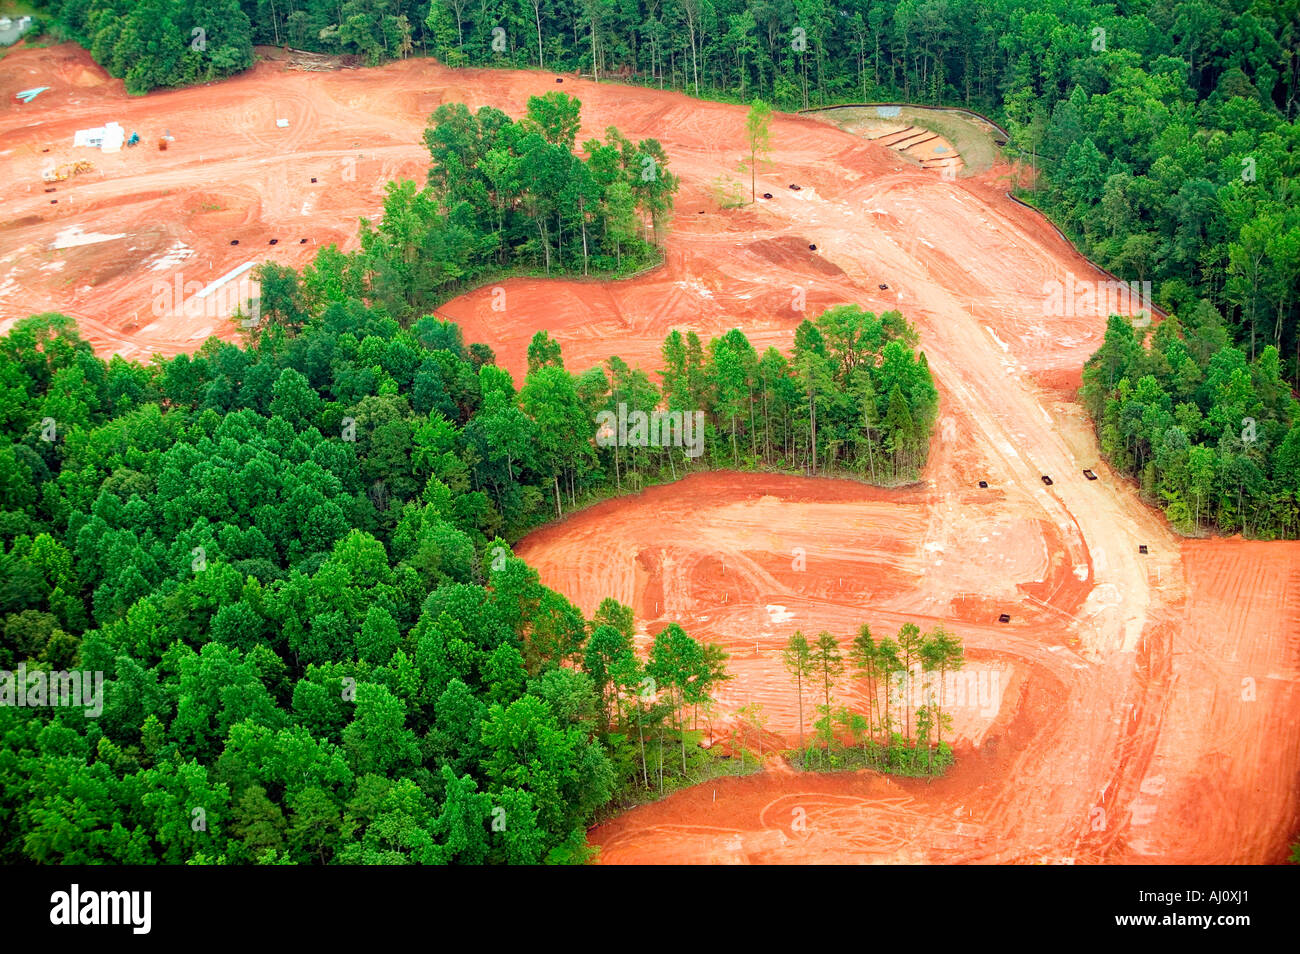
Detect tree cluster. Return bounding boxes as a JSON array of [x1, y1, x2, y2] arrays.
[[357, 92, 674, 325], [1082, 308, 1300, 538], [651, 304, 937, 483], [503, 303, 938, 521], [54, 0, 256, 94], [783, 621, 965, 776]]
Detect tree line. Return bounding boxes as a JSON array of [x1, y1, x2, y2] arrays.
[[782, 621, 965, 776], [502, 304, 939, 519]]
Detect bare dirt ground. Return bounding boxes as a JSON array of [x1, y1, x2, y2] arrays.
[[810, 107, 969, 178], [810, 104, 1005, 177], [2, 44, 1296, 864]]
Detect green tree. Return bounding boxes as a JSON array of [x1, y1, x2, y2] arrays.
[[741, 99, 772, 203], [648, 623, 705, 775], [781, 630, 812, 752], [809, 630, 844, 757]]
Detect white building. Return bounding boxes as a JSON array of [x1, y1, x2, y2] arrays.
[[74, 121, 126, 153]]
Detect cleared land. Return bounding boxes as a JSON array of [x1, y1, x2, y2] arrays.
[[2, 43, 1296, 864], [807, 103, 1005, 176]]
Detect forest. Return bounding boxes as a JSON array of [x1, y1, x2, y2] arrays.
[[0, 303, 942, 862], [0, 305, 937, 862], [0, 300, 938, 864], [0, 305, 744, 863], [1082, 309, 1300, 538]]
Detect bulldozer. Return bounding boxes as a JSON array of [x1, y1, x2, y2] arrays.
[[41, 160, 95, 183]]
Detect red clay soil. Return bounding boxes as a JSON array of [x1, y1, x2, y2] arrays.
[[522, 467, 1300, 864], [3, 45, 1297, 864], [3, 43, 1127, 381]]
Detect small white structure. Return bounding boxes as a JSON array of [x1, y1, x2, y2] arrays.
[[276, 118, 289, 128], [74, 121, 125, 153]]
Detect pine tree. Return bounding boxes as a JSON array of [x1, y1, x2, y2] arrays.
[[896, 623, 924, 743], [883, 385, 915, 478], [742, 99, 772, 203], [810, 631, 844, 757], [848, 624, 880, 744], [781, 631, 813, 752], [920, 626, 963, 759]]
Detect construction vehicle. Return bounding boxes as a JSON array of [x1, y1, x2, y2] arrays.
[[126, 132, 140, 147], [158, 137, 168, 151], [41, 160, 94, 183]]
